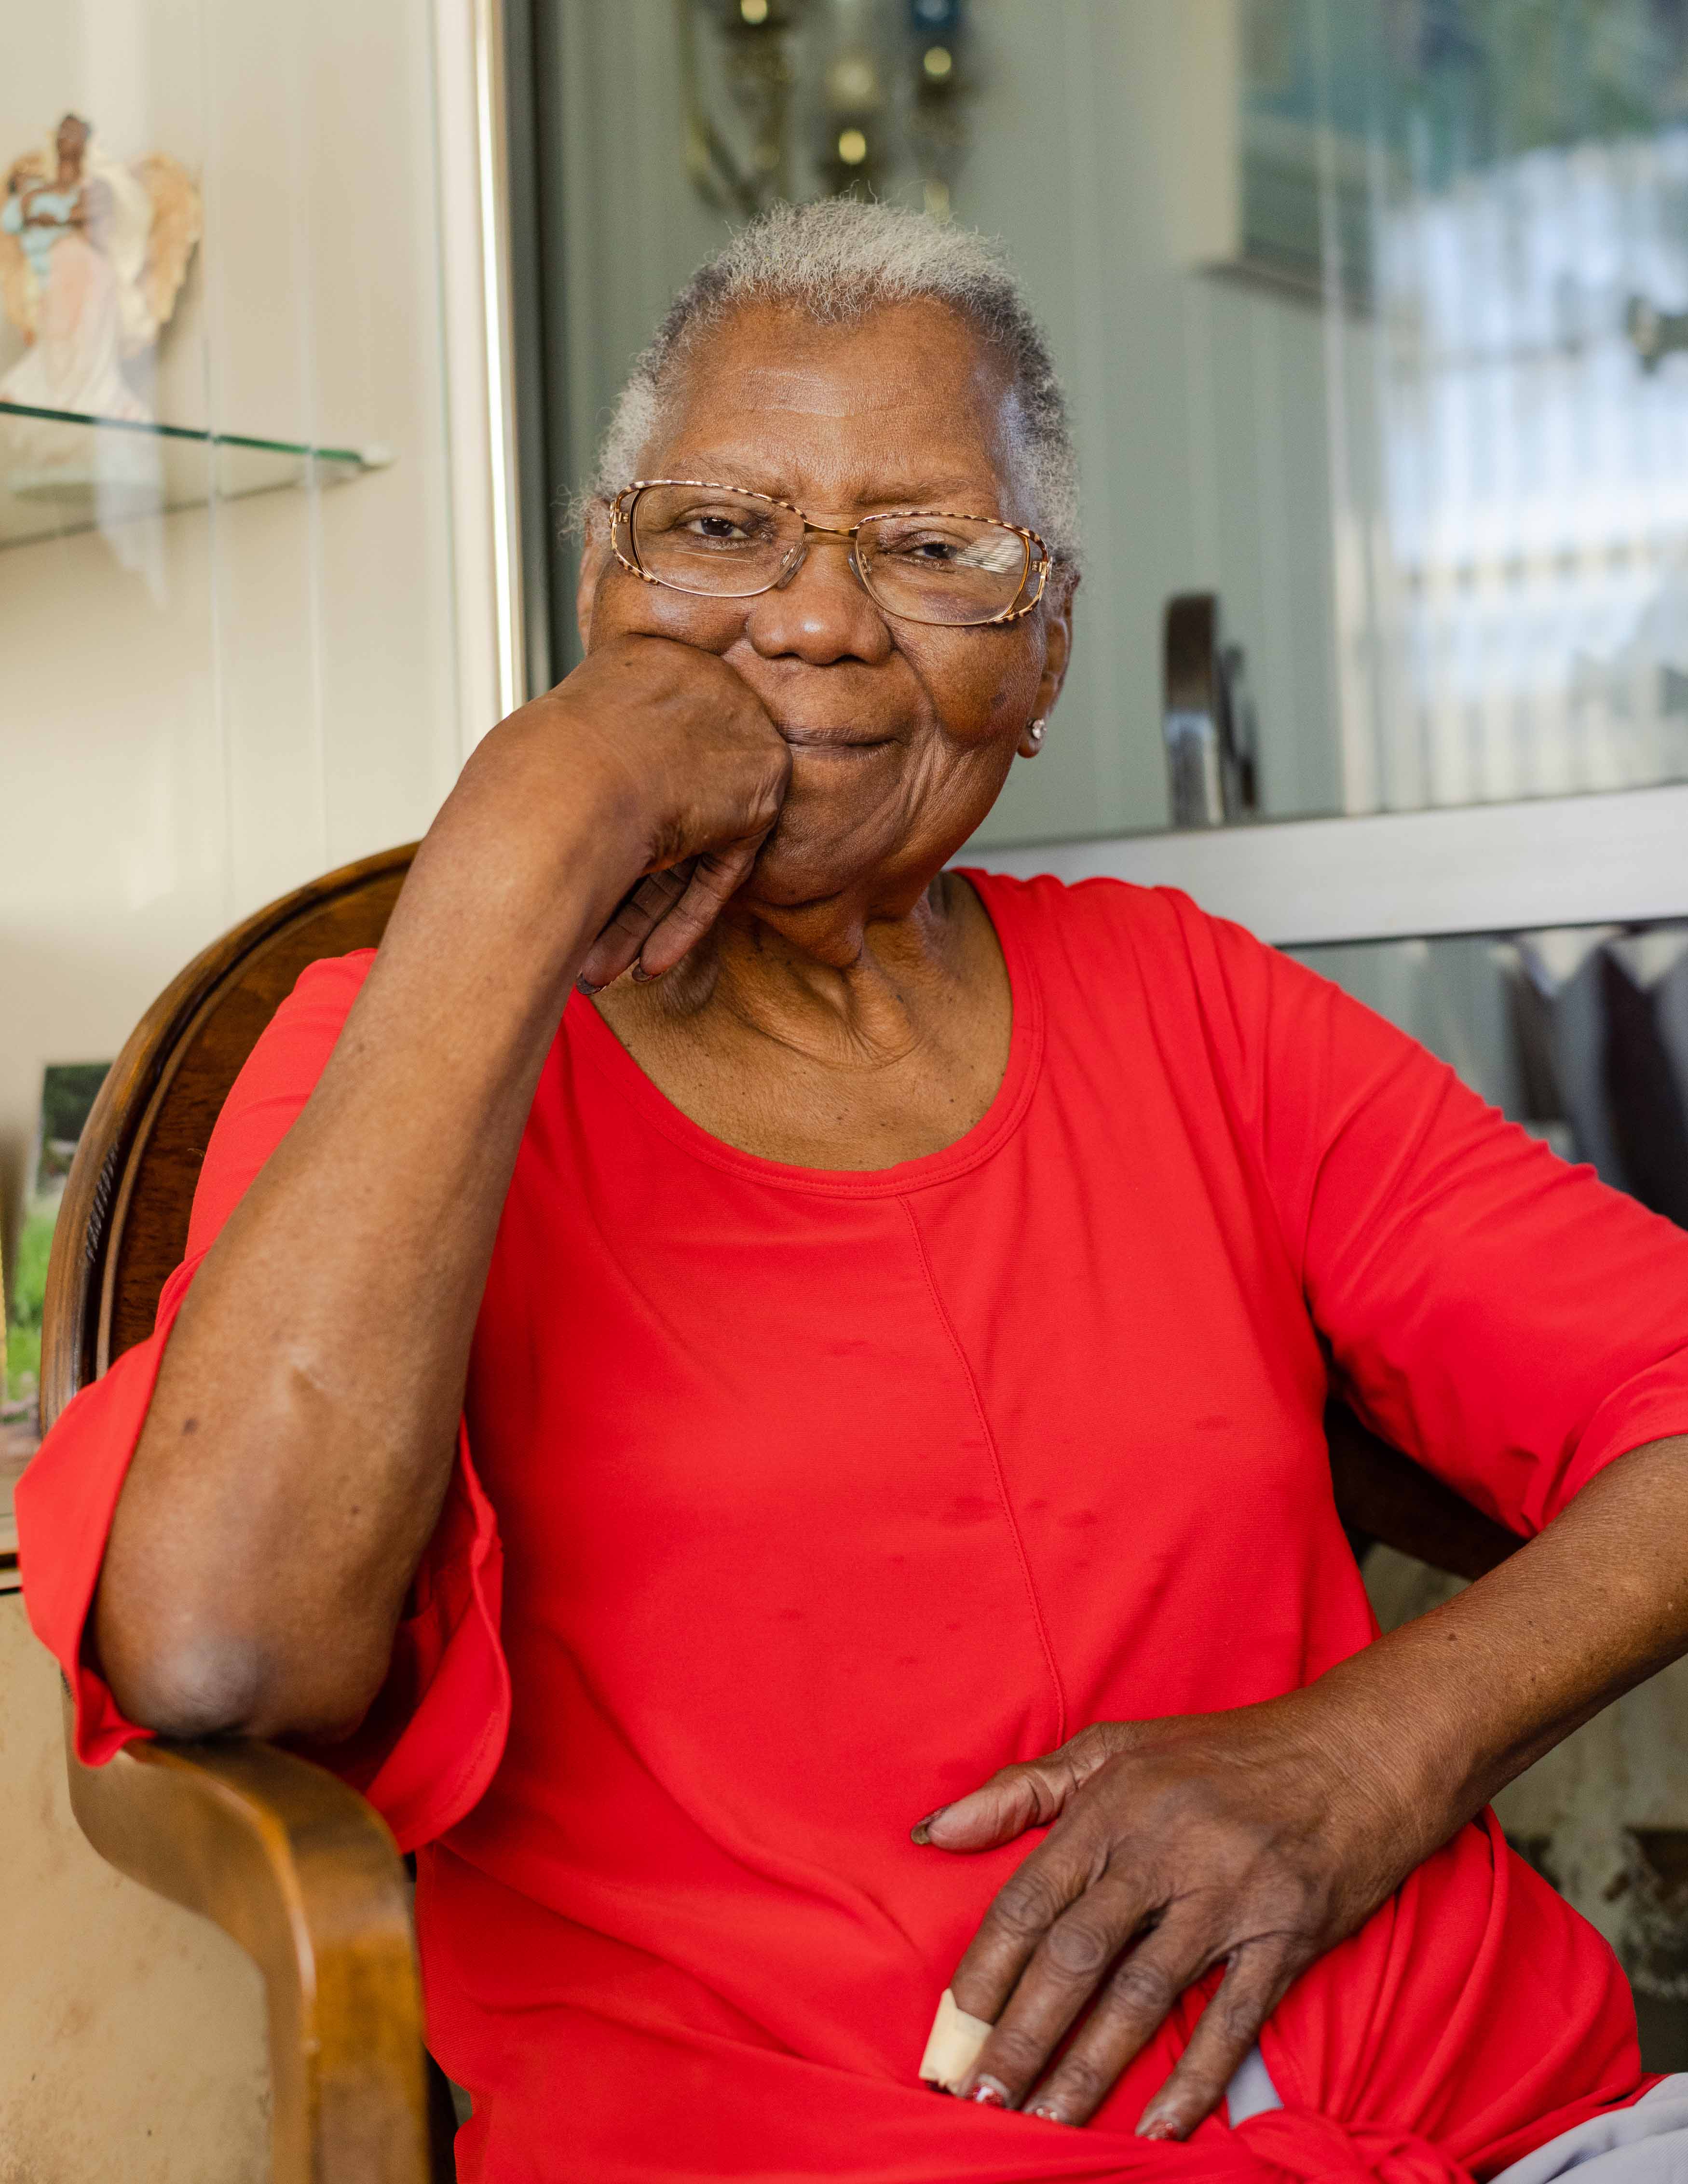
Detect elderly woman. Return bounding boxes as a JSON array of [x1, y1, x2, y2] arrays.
[[21, 202, 1688, 2184]]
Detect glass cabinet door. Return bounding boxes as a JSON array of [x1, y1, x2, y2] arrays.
[[1251, 0, 1688, 818], [536, 0, 1688, 905], [978, 0, 1688, 850], [960, 0, 1688, 949]]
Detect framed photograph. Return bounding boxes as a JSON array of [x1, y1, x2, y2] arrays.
[[2, 1060, 109, 1589]]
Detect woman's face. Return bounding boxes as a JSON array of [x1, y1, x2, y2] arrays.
[[577, 299, 1074, 915]]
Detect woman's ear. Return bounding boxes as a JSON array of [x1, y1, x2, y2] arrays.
[[1032, 566, 1078, 722]]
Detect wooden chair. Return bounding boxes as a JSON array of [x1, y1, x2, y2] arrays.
[[35, 843, 1524, 2184], [40, 844, 446, 2184]]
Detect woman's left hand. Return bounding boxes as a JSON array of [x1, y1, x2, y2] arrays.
[[918, 1697, 1435, 2137]]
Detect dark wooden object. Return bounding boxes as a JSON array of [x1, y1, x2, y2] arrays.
[[1325, 1401, 1523, 1581], [35, 842, 1523, 2181]]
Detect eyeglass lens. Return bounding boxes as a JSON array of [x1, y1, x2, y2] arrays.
[[627, 485, 1033, 626]]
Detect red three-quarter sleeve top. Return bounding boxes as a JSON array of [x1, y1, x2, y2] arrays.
[[19, 874, 1688, 2184]]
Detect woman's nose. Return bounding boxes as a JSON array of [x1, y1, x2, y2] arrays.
[[744, 534, 893, 666]]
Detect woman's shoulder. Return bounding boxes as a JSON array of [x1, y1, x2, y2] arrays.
[[283, 945, 379, 1011], [961, 865, 1352, 1090], [245, 946, 380, 1093], [244, 946, 379, 1068], [962, 866, 1276, 991], [182, 950, 378, 1258], [963, 866, 1203, 926]]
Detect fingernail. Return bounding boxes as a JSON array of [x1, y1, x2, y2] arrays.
[[1028, 2103, 1070, 2125], [1136, 2112, 1178, 2141], [966, 2076, 1011, 2109], [910, 1807, 947, 1845], [575, 975, 601, 997], [630, 963, 653, 983]]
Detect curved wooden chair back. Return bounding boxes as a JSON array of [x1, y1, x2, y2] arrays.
[[40, 842, 447, 2184]]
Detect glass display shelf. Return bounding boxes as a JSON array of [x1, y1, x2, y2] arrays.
[[0, 400, 392, 549]]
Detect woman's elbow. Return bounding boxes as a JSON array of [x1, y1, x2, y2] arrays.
[[92, 1598, 379, 1745], [99, 1624, 271, 1741]]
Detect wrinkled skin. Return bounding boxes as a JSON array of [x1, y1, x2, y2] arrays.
[[930, 1707, 1414, 2132]]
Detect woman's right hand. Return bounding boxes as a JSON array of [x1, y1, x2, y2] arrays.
[[441, 633, 792, 995], [96, 639, 787, 1746]]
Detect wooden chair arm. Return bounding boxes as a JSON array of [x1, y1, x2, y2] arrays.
[[62, 1693, 430, 2184]]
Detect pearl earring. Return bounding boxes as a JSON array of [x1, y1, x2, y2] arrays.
[[1024, 717, 1047, 755]]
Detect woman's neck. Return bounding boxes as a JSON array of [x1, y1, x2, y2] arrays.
[[588, 872, 1011, 1169], [639, 872, 969, 1064]]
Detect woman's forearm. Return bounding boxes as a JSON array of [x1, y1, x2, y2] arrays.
[[94, 747, 647, 1744], [1311, 1435, 1688, 1857]]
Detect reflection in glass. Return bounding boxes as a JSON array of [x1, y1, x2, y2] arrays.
[[1244, 0, 1688, 811], [1292, 918, 1688, 1226]]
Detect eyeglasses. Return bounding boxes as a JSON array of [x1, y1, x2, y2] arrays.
[[609, 480, 1050, 627]]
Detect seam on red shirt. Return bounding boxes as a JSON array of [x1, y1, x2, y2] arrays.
[[898, 1194, 1068, 1747]]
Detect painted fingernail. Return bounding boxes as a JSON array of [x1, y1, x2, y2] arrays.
[[575, 975, 601, 997], [966, 2076, 1011, 2109], [1028, 2103, 1070, 2125], [910, 1807, 946, 1845], [1136, 2112, 1177, 2141]]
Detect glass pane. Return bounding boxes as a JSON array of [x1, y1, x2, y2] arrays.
[[1266, 1, 1688, 817], [1295, 916, 1688, 2056], [538, 2, 1688, 846], [0, 402, 374, 548]]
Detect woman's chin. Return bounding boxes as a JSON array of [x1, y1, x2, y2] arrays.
[[741, 845, 861, 911], [744, 822, 897, 911], [740, 770, 904, 907]]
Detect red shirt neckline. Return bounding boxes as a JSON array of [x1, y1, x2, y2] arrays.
[[566, 866, 1045, 1199]]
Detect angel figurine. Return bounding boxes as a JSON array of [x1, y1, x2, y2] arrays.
[[0, 113, 200, 429]]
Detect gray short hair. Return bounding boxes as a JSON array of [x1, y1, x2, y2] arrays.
[[588, 199, 1080, 565]]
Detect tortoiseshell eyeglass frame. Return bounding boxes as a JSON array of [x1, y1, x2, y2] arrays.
[[607, 480, 1052, 627]]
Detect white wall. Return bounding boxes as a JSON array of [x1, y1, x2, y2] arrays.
[[0, 0, 471, 1225]]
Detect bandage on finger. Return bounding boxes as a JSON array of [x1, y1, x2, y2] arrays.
[[917, 1988, 994, 2094]]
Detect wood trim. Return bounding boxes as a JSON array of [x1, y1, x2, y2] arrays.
[[473, 0, 527, 718], [63, 1694, 430, 2184], [433, 0, 514, 750]]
